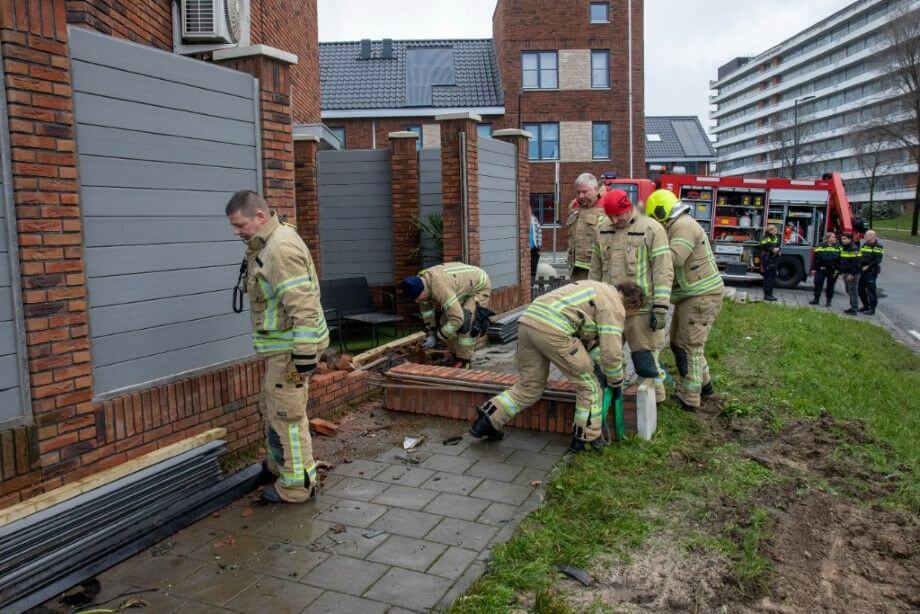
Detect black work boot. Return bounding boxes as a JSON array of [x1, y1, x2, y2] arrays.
[[866, 308, 876, 315], [808, 297, 819, 305], [676, 396, 697, 412], [568, 434, 604, 453], [825, 299, 832, 307], [844, 308, 858, 315], [701, 382, 714, 398], [858, 306, 871, 313], [764, 295, 778, 302], [469, 402, 505, 441]]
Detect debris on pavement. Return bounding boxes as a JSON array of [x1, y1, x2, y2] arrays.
[[309, 418, 338, 436], [403, 435, 425, 450], [442, 436, 463, 446], [556, 564, 593, 587]]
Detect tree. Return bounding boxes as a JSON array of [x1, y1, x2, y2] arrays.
[[873, 4, 920, 237], [851, 123, 901, 228], [767, 113, 817, 179]]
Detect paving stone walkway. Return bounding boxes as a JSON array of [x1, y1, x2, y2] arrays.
[[62, 427, 567, 613]]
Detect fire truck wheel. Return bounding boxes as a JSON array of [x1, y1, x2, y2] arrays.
[[774, 256, 805, 289]]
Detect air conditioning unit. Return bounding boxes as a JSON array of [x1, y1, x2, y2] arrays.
[[181, 0, 247, 45]]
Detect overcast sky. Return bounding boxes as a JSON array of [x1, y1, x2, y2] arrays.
[[318, 0, 852, 134]]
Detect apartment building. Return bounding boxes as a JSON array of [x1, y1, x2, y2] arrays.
[[710, 0, 918, 211]]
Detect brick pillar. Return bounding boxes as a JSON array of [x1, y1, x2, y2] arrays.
[[293, 135, 321, 277], [437, 112, 480, 265], [388, 131, 420, 316], [214, 47, 298, 221], [1, 0, 95, 495], [494, 129, 533, 304]]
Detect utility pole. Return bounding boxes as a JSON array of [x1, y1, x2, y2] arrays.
[[791, 95, 815, 178]]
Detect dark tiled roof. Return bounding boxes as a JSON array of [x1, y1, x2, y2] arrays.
[[645, 116, 716, 160], [320, 39, 504, 111]]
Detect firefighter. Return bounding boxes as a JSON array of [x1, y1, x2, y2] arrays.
[[469, 280, 647, 450], [589, 189, 673, 404], [566, 173, 607, 281], [226, 191, 328, 504], [839, 233, 862, 315], [810, 231, 840, 307], [645, 189, 724, 410], [759, 224, 781, 301], [858, 229, 884, 315], [400, 263, 492, 368]]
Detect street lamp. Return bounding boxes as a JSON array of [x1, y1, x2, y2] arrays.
[[791, 95, 816, 179]]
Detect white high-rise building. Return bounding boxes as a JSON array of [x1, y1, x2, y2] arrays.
[[710, 0, 918, 211]]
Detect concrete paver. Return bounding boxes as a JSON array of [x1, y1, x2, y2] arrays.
[[369, 507, 443, 538], [364, 567, 454, 611], [366, 534, 447, 571], [224, 577, 323, 614], [299, 555, 389, 594]]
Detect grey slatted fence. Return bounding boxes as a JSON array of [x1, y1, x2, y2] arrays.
[[478, 137, 519, 288], [418, 148, 443, 269]]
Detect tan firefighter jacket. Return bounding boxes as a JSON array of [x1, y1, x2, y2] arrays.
[[588, 209, 673, 312], [245, 213, 328, 369], [519, 280, 626, 385], [419, 263, 491, 342], [566, 198, 606, 273], [665, 212, 724, 302]]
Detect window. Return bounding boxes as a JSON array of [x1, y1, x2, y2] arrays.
[[405, 124, 423, 150], [523, 123, 559, 160], [530, 193, 558, 226], [329, 126, 346, 149], [646, 133, 662, 142], [591, 50, 609, 88], [477, 123, 493, 139], [590, 2, 609, 23], [522, 51, 558, 89], [592, 122, 610, 159]]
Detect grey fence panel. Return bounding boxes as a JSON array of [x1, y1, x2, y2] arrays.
[[317, 149, 394, 285], [478, 138, 519, 289], [418, 148, 443, 269], [70, 26, 259, 396]]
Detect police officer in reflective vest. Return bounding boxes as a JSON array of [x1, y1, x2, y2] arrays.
[[839, 233, 862, 315], [857, 229, 884, 316], [400, 263, 492, 368], [646, 190, 725, 410], [759, 225, 781, 301], [810, 231, 840, 307], [469, 280, 646, 450], [589, 189, 673, 404], [226, 191, 328, 503]]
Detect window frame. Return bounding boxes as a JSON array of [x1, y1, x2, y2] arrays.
[[329, 126, 346, 149], [591, 50, 610, 89], [477, 123, 493, 139], [530, 193, 559, 226], [523, 122, 560, 161], [590, 2, 609, 23], [521, 51, 559, 90], [404, 124, 423, 150], [646, 133, 662, 142], [592, 122, 610, 160]]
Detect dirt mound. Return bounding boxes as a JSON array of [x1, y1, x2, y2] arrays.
[[748, 485, 919, 614], [739, 412, 901, 500]]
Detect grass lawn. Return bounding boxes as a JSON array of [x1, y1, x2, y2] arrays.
[[452, 301, 920, 612], [874, 210, 920, 245]]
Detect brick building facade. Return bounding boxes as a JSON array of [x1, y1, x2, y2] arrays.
[[320, 0, 645, 249]]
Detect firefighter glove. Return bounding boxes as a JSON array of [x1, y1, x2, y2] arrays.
[[421, 332, 438, 350], [650, 306, 668, 331]]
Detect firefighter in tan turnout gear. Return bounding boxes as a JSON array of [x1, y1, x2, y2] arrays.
[[567, 173, 608, 281], [589, 189, 674, 403], [646, 189, 724, 410], [226, 191, 328, 503], [400, 263, 492, 368], [469, 280, 647, 451]]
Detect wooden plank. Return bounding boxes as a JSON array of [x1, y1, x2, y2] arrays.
[[0, 428, 227, 527], [353, 332, 426, 367]]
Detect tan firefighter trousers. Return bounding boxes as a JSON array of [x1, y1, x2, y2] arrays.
[[669, 293, 723, 408], [488, 324, 603, 441], [263, 354, 317, 502], [624, 313, 667, 403]]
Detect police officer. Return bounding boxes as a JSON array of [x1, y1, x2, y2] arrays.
[[469, 280, 646, 451], [645, 190, 724, 410], [839, 233, 861, 315], [589, 189, 673, 404], [810, 231, 840, 307], [400, 263, 492, 368], [858, 230, 885, 315], [566, 173, 607, 281], [226, 191, 328, 504], [759, 224, 781, 301]]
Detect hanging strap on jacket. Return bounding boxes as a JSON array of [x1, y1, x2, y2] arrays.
[[232, 257, 248, 314]]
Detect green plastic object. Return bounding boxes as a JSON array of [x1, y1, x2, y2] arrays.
[[613, 395, 625, 440]]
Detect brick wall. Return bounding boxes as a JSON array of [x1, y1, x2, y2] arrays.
[[294, 137, 321, 277], [384, 363, 639, 435], [249, 0, 320, 123], [325, 116, 502, 151], [65, 0, 172, 50], [389, 133, 421, 315], [439, 114, 480, 265]]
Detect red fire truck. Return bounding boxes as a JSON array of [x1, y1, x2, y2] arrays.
[[608, 173, 856, 288]]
